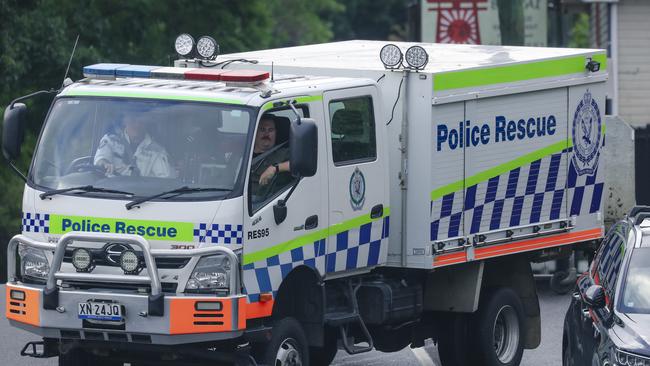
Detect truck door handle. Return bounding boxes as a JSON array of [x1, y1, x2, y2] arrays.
[[370, 204, 384, 219], [305, 215, 318, 230]]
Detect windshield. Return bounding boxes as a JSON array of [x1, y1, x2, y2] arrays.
[[619, 248, 650, 314], [31, 97, 253, 200]]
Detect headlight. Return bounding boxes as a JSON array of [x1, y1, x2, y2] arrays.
[[19, 245, 50, 283], [185, 255, 231, 293], [616, 348, 650, 366]]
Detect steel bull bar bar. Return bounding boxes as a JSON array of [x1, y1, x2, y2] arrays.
[[7, 232, 241, 316]]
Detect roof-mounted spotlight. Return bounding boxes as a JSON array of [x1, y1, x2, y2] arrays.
[[405, 45, 429, 70], [175, 33, 195, 58], [380, 44, 403, 70], [196, 36, 219, 60]]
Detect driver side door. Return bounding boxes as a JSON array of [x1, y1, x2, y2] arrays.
[[241, 100, 328, 305]]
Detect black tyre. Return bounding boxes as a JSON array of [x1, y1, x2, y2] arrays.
[[59, 348, 89, 366], [309, 327, 337, 366], [259, 317, 309, 366], [437, 313, 475, 366], [474, 288, 525, 366], [562, 326, 575, 366], [371, 325, 412, 353]]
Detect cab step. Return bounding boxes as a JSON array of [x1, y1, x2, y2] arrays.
[[324, 280, 373, 355]]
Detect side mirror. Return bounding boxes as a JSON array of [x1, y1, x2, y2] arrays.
[[3, 103, 27, 160], [289, 118, 317, 178], [583, 284, 606, 309]]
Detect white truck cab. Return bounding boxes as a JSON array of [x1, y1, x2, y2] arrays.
[[4, 39, 608, 366]]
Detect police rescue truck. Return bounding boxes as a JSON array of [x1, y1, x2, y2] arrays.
[[3, 37, 608, 366]]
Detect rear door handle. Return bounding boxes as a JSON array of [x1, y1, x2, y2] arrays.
[[370, 204, 383, 219], [305, 215, 318, 230]]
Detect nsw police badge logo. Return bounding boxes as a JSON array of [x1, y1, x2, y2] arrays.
[[571, 90, 601, 176], [349, 167, 366, 210]]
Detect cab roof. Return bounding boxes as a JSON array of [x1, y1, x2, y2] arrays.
[[59, 73, 368, 107]]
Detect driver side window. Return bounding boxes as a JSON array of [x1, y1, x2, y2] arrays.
[[248, 107, 307, 213]]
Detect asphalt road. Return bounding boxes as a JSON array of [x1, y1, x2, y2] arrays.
[[0, 281, 570, 366]]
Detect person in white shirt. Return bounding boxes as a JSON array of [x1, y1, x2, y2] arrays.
[[94, 113, 172, 178]]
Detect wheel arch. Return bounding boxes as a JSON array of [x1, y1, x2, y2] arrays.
[[272, 265, 325, 347], [482, 255, 541, 349]]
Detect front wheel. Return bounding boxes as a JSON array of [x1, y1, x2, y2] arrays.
[[259, 317, 310, 366], [475, 288, 525, 366], [59, 348, 88, 366]]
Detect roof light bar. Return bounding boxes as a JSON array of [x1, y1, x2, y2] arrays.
[[81, 63, 271, 84], [220, 70, 270, 83], [149, 67, 188, 80], [115, 65, 159, 78], [83, 63, 129, 79], [184, 69, 229, 81]]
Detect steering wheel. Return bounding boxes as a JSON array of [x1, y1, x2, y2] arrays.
[[65, 156, 107, 175]]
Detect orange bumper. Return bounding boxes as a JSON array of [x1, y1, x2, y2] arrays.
[[5, 285, 40, 327], [169, 296, 248, 334]]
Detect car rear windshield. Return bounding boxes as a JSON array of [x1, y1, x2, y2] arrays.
[[619, 248, 650, 314]]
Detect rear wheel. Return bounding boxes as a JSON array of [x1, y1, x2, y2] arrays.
[[474, 288, 524, 366], [436, 313, 475, 366]]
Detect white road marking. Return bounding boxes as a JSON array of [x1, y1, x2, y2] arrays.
[[410, 347, 438, 366]]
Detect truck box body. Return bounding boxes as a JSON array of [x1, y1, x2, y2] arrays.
[[211, 41, 608, 270]]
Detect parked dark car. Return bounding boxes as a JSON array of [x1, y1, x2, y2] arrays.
[[563, 207, 650, 366]]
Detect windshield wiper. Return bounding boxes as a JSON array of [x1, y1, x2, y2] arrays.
[[40, 185, 134, 200], [125, 186, 231, 210]]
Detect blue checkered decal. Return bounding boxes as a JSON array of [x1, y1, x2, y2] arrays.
[[194, 223, 243, 244], [431, 148, 603, 241], [242, 216, 389, 302], [22, 213, 50, 233]]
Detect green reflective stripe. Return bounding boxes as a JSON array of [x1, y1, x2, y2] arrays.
[[434, 54, 607, 92], [62, 90, 245, 104], [261, 95, 323, 111], [431, 140, 569, 201], [243, 206, 390, 265]]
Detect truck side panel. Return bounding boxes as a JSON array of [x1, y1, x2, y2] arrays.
[[426, 84, 606, 269]]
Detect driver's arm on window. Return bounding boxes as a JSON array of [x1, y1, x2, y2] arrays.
[[259, 161, 290, 186]]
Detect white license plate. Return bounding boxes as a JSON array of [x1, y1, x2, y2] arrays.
[[78, 302, 122, 321]]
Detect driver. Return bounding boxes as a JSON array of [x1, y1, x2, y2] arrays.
[[94, 112, 172, 178], [250, 115, 291, 197]]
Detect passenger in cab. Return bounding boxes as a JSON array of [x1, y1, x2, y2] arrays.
[[94, 112, 173, 178]]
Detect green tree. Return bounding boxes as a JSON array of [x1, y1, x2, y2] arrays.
[[329, 0, 408, 41]]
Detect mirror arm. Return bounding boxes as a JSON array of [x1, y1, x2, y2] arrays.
[[7, 161, 27, 182], [273, 177, 302, 225], [280, 176, 302, 206], [10, 89, 57, 108], [288, 102, 302, 125]]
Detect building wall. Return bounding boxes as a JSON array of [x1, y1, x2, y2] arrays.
[[617, 0, 650, 127]]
